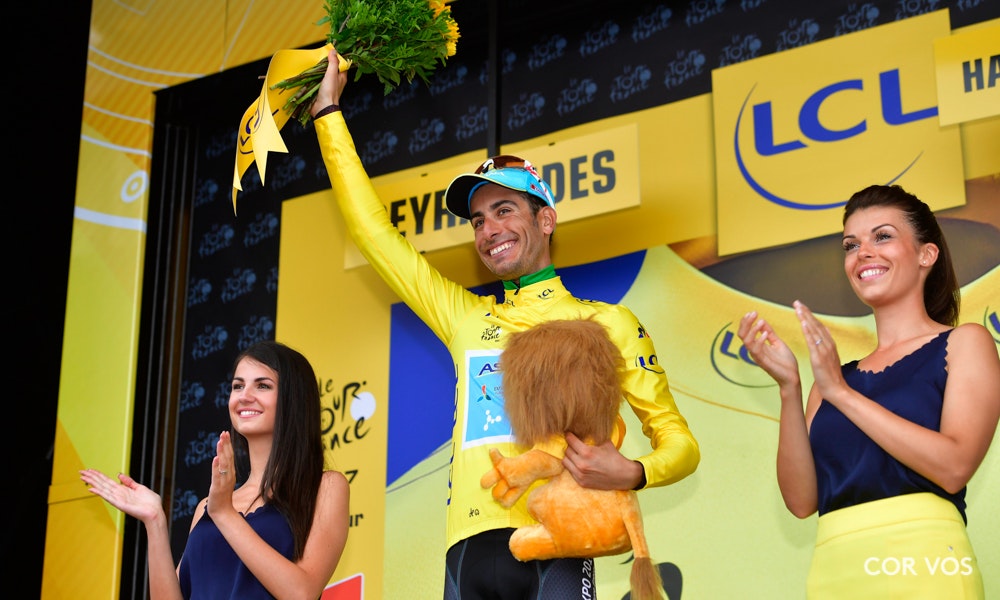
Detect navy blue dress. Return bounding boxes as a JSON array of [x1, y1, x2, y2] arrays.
[[809, 329, 966, 521], [178, 503, 294, 599]]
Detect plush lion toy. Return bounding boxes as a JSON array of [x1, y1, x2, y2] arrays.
[[480, 318, 665, 600]]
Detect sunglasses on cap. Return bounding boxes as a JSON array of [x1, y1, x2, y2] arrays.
[[476, 155, 533, 174], [444, 154, 556, 219]]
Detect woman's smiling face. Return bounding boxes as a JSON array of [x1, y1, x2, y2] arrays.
[[230, 357, 278, 437], [842, 205, 933, 308]]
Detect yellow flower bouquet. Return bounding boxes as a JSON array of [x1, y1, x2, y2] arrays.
[[272, 0, 460, 126]]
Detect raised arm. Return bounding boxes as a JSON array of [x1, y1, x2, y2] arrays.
[[310, 47, 481, 341]]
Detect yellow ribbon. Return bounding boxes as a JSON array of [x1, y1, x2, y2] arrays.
[[231, 43, 337, 214]]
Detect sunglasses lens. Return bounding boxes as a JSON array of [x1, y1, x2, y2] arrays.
[[475, 155, 526, 174]]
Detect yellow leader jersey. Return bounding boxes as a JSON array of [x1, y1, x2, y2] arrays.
[[316, 113, 700, 549]]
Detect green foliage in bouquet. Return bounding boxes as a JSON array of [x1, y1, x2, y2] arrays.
[[272, 0, 460, 127]]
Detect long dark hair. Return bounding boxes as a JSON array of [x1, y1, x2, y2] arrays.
[[230, 340, 324, 560], [844, 184, 959, 326]]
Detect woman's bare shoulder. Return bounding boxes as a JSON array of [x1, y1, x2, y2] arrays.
[[320, 470, 350, 495], [948, 322, 995, 349]]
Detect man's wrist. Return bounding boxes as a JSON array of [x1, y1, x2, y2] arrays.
[[632, 461, 646, 490], [313, 104, 341, 119]]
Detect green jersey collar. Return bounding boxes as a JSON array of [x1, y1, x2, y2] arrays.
[[502, 264, 557, 291]]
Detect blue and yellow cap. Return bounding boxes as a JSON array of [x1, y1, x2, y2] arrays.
[[444, 155, 556, 220]]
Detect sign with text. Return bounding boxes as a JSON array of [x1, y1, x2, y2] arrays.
[[712, 10, 965, 256], [933, 20, 1000, 126], [345, 124, 641, 268]]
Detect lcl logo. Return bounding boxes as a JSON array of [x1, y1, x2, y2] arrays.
[[735, 68, 936, 210], [711, 324, 775, 388]]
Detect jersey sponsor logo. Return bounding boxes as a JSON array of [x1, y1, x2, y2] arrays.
[[481, 324, 501, 342], [461, 350, 513, 447], [635, 353, 664, 375]]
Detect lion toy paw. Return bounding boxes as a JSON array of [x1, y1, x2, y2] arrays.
[[481, 447, 562, 508]]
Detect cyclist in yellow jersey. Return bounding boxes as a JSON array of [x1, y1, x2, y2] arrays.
[[310, 48, 699, 599]]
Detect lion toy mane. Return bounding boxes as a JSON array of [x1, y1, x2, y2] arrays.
[[480, 318, 665, 600]]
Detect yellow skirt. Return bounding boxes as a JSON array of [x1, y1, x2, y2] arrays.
[[807, 493, 984, 599]]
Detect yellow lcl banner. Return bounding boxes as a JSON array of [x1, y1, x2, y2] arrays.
[[711, 10, 965, 256], [233, 44, 347, 213]]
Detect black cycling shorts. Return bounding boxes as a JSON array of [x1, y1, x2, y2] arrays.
[[443, 528, 597, 600]]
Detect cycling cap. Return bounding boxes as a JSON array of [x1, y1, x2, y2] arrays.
[[444, 155, 556, 220]]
